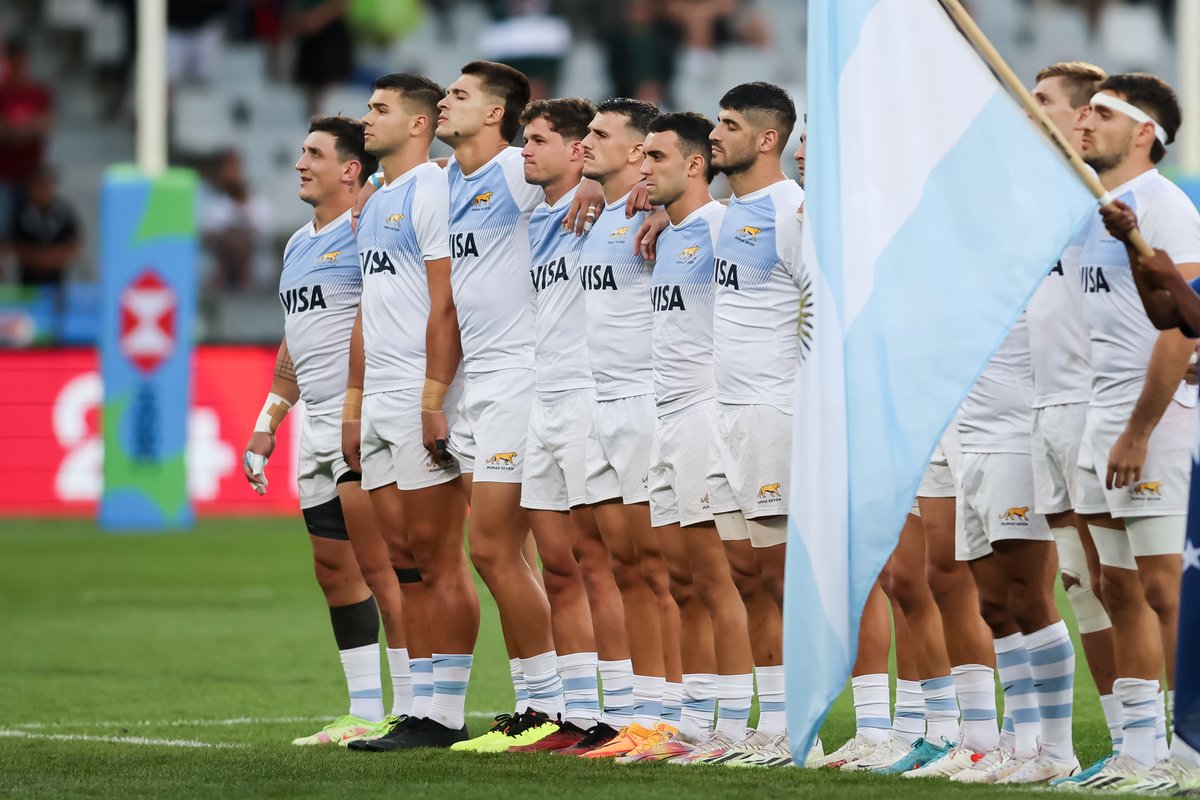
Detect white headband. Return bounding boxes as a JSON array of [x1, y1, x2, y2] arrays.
[[1091, 92, 1168, 146]]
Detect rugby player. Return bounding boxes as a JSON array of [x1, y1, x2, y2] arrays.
[[570, 97, 685, 760], [344, 73, 477, 752], [242, 116, 406, 746], [1067, 72, 1200, 792]]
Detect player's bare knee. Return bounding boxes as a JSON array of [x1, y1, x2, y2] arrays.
[[1140, 575, 1179, 618]]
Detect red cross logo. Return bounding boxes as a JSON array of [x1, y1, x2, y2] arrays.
[[119, 270, 176, 373]]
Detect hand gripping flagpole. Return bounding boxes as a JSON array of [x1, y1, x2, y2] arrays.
[[939, 0, 1155, 258]]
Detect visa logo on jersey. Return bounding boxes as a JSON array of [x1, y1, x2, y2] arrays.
[[530, 256, 572, 292], [360, 249, 397, 275], [652, 284, 686, 311], [713, 258, 740, 290], [1080, 265, 1111, 293], [450, 232, 479, 259], [280, 284, 328, 314], [580, 263, 617, 291]]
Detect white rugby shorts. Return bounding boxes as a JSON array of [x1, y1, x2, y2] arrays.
[[361, 385, 462, 492], [521, 389, 593, 512], [956, 451, 1054, 561], [297, 406, 353, 508], [585, 393, 655, 505], [707, 402, 792, 520], [649, 400, 716, 528], [1031, 402, 1088, 515], [448, 368, 535, 484]]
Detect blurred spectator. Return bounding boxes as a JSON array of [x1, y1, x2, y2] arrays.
[[167, 0, 229, 88], [480, 0, 572, 100], [11, 167, 81, 287], [287, 0, 354, 116], [663, 0, 768, 83], [0, 37, 53, 256], [198, 150, 272, 293], [599, 0, 680, 105]]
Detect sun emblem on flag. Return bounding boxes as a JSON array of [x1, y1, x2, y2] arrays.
[[798, 267, 814, 364]]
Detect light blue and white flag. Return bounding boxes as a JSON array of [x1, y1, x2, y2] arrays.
[[785, 0, 1096, 761]]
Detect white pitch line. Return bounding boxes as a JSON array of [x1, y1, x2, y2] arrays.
[[0, 730, 245, 748], [9, 711, 506, 730]]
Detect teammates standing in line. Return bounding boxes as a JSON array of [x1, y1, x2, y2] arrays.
[[241, 56, 1200, 789]]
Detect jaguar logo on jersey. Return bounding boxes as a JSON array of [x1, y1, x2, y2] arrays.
[[609, 226, 631, 239], [279, 284, 328, 314], [472, 191, 494, 208], [758, 482, 782, 499], [1132, 481, 1165, 496], [486, 451, 519, 469], [319, 250, 341, 263], [999, 506, 1030, 524], [384, 213, 406, 230], [735, 225, 761, 245], [678, 245, 701, 261]]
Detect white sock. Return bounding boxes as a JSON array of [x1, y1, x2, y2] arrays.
[[661, 681, 683, 723], [755, 665, 787, 735], [509, 657, 529, 714], [680, 673, 717, 741], [920, 674, 958, 744], [410, 657, 433, 719], [1100, 692, 1123, 751], [599, 659, 634, 727], [994, 632, 1039, 757], [429, 653, 472, 729], [716, 672, 753, 738], [339, 643, 385, 722], [1156, 690, 1169, 762], [893, 679, 926, 746], [851, 673, 891, 744], [951, 664, 999, 753], [385, 647, 412, 718], [1025, 620, 1075, 763], [558, 652, 601, 728], [632, 674, 665, 728], [1171, 723, 1200, 768], [1114, 677, 1159, 767], [521, 650, 565, 719]]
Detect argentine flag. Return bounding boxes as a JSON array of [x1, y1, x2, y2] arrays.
[[785, 0, 1096, 760]]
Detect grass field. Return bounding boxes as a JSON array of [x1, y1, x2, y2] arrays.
[[0, 519, 1113, 798]]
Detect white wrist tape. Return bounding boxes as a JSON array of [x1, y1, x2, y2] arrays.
[[1091, 92, 1168, 145], [254, 393, 292, 434]]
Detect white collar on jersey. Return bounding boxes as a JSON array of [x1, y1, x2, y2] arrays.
[[1090, 92, 1168, 145]]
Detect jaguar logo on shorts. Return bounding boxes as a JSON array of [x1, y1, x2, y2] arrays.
[[758, 482, 782, 501], [700, 492, 710, 508], [486, 451, 519, 470], [1132, 481, 1164, 497], [424, 455, 449, 473], [999, 506, 1030, 524]]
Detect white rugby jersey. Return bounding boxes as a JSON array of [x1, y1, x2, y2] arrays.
[[1070, 169, 1200, 408], [652, 200, 724, 415], [579, 191, 654, 400], [357, 161, 451, 395], [959, 314, 1036, 454], [528, 185, 593, 394], [446, 147, 542, 375], [1027, 255, 1092, 409], [712, 179, 805, 407], [280, 209, 361, 410]]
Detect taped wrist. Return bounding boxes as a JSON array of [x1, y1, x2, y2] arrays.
[[254, 392, 292, 434], [422, 378, 449, 412], [343, 387, 363, 423]]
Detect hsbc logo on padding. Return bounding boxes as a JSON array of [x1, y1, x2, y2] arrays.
[[119, 269, 176, 373]]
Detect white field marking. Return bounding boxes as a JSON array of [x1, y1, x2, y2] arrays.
[[0, 730, 245, 748], [8, 711, 506, 730]]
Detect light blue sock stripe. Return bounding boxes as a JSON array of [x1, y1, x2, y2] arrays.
[[1002, 716, 1015, 733], [921, 676, 954, 691], [926, 698, 957, 712], [859, 716, 892, 729], [1012, 707, 1041, 724], [661, 704, 681, 721], [1129, 699, 1157, 710], [433, 655, 473, 669], [1029, 640, 1075, 667], [566, 699, 601, 710], [411, 660, 434, 674], [961, 708, 997, 721], [413, 685, 433, 697], [605, 704, 634, 715], [996, 649, 1030, 669], [1041, 703, 1073, 720], [1008, 678, 1037, 696], [434, 681, 469, 696], [759, 701, 786, 713], [895, 710, 925, 720], [633, 700, 663, 717], [1035, 674, 1074, 694], [720, 706, 751, 721], [349, 688, 383, 698], [605, 687, 634, 697], [684, 699, 716, 713], [563, 677, 597, 691], [1124, 717, 1156, 730]]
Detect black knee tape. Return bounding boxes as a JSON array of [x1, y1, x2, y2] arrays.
[[303, 497, 349, 540], [336, 470, 362, 485], [394, 567, 423, 584], [328, 596, 380, 650]]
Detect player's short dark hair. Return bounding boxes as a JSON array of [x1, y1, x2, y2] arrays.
[[371, 72, 444, 120], [1097, 72, 1181, 164], [1036, 61, 1107, 108], [461, 60, 531, 143], [719, 81, 797, 150], [519, 97, 596, 143], [308, 115, 378, 185], [595, 98, 660, 137], [648, 112, 716, 181]]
